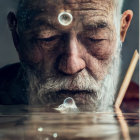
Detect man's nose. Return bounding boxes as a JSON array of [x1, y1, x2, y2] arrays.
[[58, 35, 86, 75]]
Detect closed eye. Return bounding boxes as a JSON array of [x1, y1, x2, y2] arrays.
[[88, 38, 105, 43], [37, 35, 61, 42]]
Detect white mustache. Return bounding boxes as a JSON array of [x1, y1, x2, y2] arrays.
[[27, 69, 100, 96]]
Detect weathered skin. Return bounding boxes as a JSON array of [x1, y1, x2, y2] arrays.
[[17, 0, 116, 81]]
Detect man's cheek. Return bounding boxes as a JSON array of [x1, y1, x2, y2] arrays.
[[84, 42, 116, 80], [19, 45, 43, 64], [90, 40, 116, 60]]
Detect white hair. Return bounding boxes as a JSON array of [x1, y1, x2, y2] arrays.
[[113, 0, 125, 38], [114, 0, 124, 15]]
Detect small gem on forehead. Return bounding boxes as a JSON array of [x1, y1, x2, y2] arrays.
[[58, 11, 73, 26]]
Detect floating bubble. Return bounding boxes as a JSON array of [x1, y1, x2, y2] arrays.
[[53, 133, 58, 138], [37, 127, 43, 132], [64, 97, 75, 106], [55, 97, 79, 113], [58, 12, 73, 26]]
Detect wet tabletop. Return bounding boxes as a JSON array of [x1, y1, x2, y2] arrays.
[[0, 106, 139, 140]]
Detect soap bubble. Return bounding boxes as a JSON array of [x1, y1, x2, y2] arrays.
[[64, 97, 75, 106], [53, 133, 58, 138], [37, 127, 43, 132], [55, 97, 79, 113], [58, 12, 73, 26]]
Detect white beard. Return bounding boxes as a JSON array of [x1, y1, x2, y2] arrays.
[[24, 41, 122, 112], [97, 43, 122, 111]]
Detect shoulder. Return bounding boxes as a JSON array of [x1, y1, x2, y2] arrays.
[[0, 63, 21, 83], [0, 63, 20, 75], [0, 63, 25, 105], [121, 81, 139, 112], [0, 63, 21, 93]]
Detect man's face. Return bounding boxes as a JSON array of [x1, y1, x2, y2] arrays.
[[16, 0, 121, 111]]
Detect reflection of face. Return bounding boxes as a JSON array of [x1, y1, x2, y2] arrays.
[[17, 0, 122, 111]]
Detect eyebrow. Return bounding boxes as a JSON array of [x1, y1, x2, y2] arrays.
[[83, 21, 111, 30]]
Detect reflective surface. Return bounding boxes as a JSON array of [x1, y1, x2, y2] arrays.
[[0, 106, 139, 140]]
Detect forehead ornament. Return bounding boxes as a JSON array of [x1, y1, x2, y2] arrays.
[[58, 11, 73, 26]]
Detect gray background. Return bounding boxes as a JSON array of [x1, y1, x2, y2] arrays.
[[0, 0, 139, 84]]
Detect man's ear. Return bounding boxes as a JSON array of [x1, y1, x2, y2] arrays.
[[120, 10, 133, 42], [7, 12, 19, 51]]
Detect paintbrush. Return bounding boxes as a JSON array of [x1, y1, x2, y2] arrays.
[[115, 50, 139, 108]]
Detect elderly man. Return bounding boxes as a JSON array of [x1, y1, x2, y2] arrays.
[[0, 0, 133, 111]]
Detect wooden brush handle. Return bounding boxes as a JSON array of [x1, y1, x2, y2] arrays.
[[115, 50, 139, 108]]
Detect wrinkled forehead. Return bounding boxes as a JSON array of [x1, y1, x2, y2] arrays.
[[19, 0, 114, 10], [17, 0, 115, 33]]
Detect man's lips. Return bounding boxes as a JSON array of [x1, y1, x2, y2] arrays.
[[46, 90, 96, 105], [43, 90, 97, 112]]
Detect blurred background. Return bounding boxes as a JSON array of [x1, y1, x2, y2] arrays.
[[0, 0, 139, 84]]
